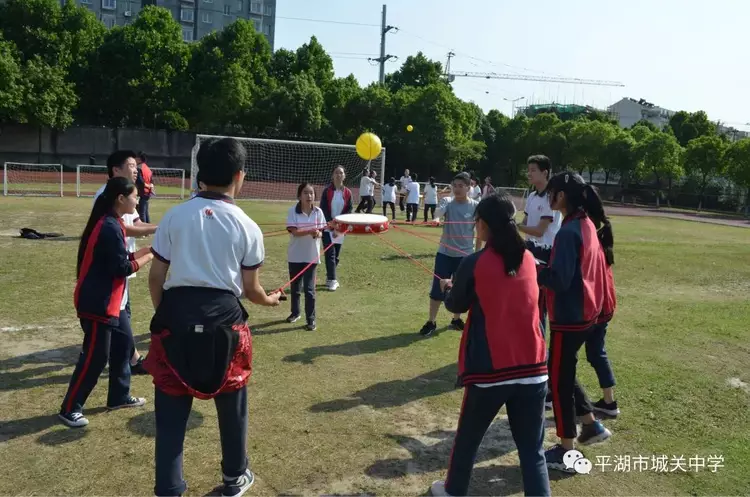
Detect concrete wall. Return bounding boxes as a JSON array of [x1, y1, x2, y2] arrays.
[[0, 124, 196, 172]]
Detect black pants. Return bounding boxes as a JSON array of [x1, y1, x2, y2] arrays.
[[137, 195, 151, 223], [321, 231, 342, 281], [548, 329, 595, 439], [355, 196, 374, 213], [423, 204, 436, 222], [406, 203, 419, 222], [445, 383, 550, 497], [154, 386, 248, 496], [382, 201, 396, 219], [399, 194, 406, 211], [288, 262, 317, 323], [61, 311, 134, 413]]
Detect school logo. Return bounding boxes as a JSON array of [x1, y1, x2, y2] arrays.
[[204, 208, 214, 219]]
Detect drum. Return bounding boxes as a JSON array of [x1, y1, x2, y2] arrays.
[[334, 213, 390, 234]]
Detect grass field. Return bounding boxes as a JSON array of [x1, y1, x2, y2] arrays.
[[1, 197, 749, 496]]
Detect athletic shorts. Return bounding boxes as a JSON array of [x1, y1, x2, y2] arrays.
[[429, 252, 464, 301]]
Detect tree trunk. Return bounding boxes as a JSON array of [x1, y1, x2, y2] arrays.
[[604, 171, 610, 186], [698, 174, 708, 211]]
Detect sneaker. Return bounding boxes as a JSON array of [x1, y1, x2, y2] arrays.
[[545, 444, 576, 473], [58, 411, 89, 428], [450, 318, 465, 331], [107, 396, 147, 411], [221, 468, 255, 497], [577, 419, 612, 445], [286, 314, 301, 324], [593, 398, 620, 418], [419, 321, 437, 337], [130, 356, 148, 375], [305, 321, 316, 331], [327, 280, 340, 291], [430, 480, 453, 496]]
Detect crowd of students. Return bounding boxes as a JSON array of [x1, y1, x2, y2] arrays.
[[60, 140, 619, 497]]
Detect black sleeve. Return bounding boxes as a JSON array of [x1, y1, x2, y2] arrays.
[[444, 252, 480, 314], [97, 221, 138, 278]]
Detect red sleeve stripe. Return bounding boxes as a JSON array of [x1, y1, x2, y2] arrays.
[[131, 261, 140, 273]]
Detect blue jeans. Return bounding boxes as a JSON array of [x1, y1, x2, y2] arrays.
[[445, 382, 550, 497], [137, 195, 151, 223], [585, 322, 616, 388]]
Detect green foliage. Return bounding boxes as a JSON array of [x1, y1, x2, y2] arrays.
[[683, 134, 728, 197], [0, 37, 23, 122], [668, 110, 717, 147], [386, 52, 445, 92], [725, 139, 750, 189], [637, 131, 683, 189]]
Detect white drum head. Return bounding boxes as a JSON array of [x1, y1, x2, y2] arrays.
[[335, 213, 389, 226]]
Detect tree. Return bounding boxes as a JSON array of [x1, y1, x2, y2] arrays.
[[0, 0, 63, 65], [569, 120, 616, 181], [602, 129, 637, 187], [266, 72, 324, 136], [294, 36, 333, 89], [270, 48, 297, 85], [668, 110, 717, 147], [637, 131, 683, 207], [320, 75, 362, 141], [386, 52, 445, 92], [0, 37, 23, 123], [725, 139, 750, 213], [683, 134, 728, 209]]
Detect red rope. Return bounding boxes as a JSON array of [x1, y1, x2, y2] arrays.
[[373, 232, 443, 281], [273, 240, 336, 294], [391, 225, 472, 257]]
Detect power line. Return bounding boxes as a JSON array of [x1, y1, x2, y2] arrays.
[[276, 15, 379, 28]]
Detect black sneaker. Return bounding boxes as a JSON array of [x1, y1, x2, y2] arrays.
[[221, 468, 255, 497], [107, 396, 146, 411], [545, 444, 576, 473], [593, 398, 620, 418], [286, 314, 301, 324], [58, 411, 89, 428], [419, 321, 437, 337], [305, 321, 316, 331], [130, 356, 148, 375], [450, 318, 465, 331]]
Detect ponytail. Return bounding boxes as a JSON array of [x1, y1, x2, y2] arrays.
[[582, 184, 614, 266], [475, 192, 526, 275]]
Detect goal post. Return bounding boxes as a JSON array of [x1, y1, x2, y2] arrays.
[[191, 135, 386, 202], [495, 186, 530, 211], [76, 165, 186, 199], [2, 162, 63, 197]]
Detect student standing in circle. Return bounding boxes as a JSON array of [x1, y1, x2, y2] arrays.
[[320, 166, 353, 292], [423, 177, 439, 222], [382, 177, 397, 220], [146, 137, 282, 497], [398, 169, 412, 212], [468, 177, 482, 201], [59, 177, 153, 428], [285, 183, 327, 331], [519, 155, 562, 264], [537, 172, 614, 472], [430, 191, 550, 497], [405, 173, 421, 222], [356, 169, 378, 214]]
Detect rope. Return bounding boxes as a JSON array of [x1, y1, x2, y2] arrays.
[[391, 225, 473, 257], [272, 240, 336, 297], [373, 232, 443, 281]]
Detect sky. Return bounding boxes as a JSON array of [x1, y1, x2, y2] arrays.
[[274, 0, 750, 132]]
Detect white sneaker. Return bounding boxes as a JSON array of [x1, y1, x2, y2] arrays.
[[107, 396, 147, 410], [430, 480, 452, 496], [221, 468, 255, 497], [58, 411, 89, 428], [327, 280, 340, 291]]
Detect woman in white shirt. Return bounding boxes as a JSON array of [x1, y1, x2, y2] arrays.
[[406, 172, 421, 222], [469, 178, 482, 200], [382, 177, 397, 220], [356, 169, 377, 213], [423, 176, 439, 222], [286, 183, 328, 331]]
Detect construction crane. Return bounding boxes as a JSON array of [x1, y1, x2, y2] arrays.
[[443, 52, 625, 88]]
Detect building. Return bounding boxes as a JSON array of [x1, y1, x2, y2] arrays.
[[517, 103, 614, 122], [63, 0, 275, 46], [608, 97, 674, 129]]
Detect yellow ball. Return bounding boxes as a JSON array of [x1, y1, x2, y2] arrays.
[[406, 124, 414, 132], [356, 132, 382, 161]]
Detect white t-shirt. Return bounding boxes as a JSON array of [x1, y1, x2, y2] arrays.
[[424, 184, 438, 205], [359, 176, 375, 197], [286, 205, 327, 264], [152, 193, 265, 298], [382, 184, 397, 203], [94, 184, 138, 310], [399, 175, 412, 193], [468, 185, 482, 200], [325, 189, 346, 245], [406, 181, 421, 204], [524, 190, 562, 248]]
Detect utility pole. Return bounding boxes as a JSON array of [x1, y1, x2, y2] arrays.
[[375, 4, 396, 84]]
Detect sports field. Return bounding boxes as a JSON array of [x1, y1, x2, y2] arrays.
[[0, 196, 748, 496]]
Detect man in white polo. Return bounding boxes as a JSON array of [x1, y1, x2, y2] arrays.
[[519, 154, 561, 263], [94, 150, 158, 374]]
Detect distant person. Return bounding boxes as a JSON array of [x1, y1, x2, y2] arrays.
[[135, 152, 154, 223], [382, 177, 397, 220], [423, 177, 438, 222], [405, 173, 421, 222], [59, 177, 153, 428], [468, 178, 482, 201], [146, 137, 282, 497], [398, 169, 412, 212], [482, 176, 495, 198], [356, 169, 377, 214], [320, 166, 353, 292]]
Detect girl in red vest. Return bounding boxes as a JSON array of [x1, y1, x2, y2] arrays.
[[430, 191, 550, 497]]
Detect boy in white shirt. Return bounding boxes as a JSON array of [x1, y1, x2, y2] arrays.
[[405, 173, 421, 222], [286, 183, 327, 330], [382, 177, 397, 220], [468, 178, 482, 200], [356, 169, 378, 213], [519, 155, 562, 263], [399, 169, 412, 212], [423, 177, 439, 222]]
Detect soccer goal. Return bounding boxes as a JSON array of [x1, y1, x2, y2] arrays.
[[2, 162, 64, 197], [76, 165, 186, 199], [495, 186, 530, 211], [191, 135, 386, 201]]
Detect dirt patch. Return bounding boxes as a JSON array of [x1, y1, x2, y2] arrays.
[[727, 377, 750, 394]]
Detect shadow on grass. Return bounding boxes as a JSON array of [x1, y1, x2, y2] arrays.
[[379, 253, 436, 262], [283, 331, 436, 365], [310, 364, 457, 412], [0, 407, 107, 443], [36, 426, 89, 446], [250, 319, 308, 336], [126, 409, 204, 438]]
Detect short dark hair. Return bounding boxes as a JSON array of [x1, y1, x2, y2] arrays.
[[527, 155, 552, 177], [137, 151, 147, 163], [411, 172, 418, 181], [453, 171, 471, 186], [196, 138, 246, 187], [106, 150, 137, 178]]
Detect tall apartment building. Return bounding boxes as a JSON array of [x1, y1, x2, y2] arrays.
[[60, 0, 275, 47]]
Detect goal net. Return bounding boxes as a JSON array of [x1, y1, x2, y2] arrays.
[[76, 165, 186, 199], [495, 186, 530, 211], [191, 135, 386, 201], [2, 162, 64, 197]]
